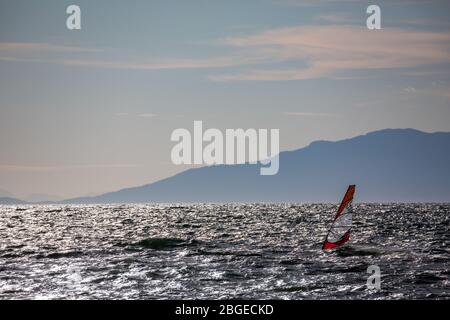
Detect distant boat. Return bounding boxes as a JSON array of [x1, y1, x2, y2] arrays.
[[322, 185, 355, 250]]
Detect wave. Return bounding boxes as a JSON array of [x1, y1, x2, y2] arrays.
[[335, 245, 384, 257], [134, 237, 199, 250], [36, 250, 84, 259]]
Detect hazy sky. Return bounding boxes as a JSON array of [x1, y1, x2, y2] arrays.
[[1, 0, 450, 199]]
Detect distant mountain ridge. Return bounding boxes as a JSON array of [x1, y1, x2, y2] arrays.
[[61, 128, 450, 204], [0, 188, 13, 198], [0, 197, 28, 205], [24, 194, 64, 203]]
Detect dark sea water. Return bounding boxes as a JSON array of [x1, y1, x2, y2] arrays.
[[0, 204, 448, 300]]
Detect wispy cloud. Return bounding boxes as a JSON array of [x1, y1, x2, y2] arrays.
[[114, 113, 156, 118], [401, 69, 450, 77], [431, 88, 450, 99], [58, 56, 264, 70], [0, 42, 101, 53], [274, 0, 359, 7], [276, 0, 439, 6], [314, 13, 361, 24], [0, 41, 264, 70], [403, 86, 417, 93], [0, 43, 265, 71], [138, 113, 156, 117], [354, 99, 384, 108], [2, 23, 450, 82], [398, 18, 450, 27], [402, 85, 450, 100], [0, 164, 138, 173], [284, 112, 335, 117], [211, 25, 450, 81]]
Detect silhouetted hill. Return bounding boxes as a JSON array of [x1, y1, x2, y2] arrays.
[[0, 188, 13, 198], [63, 129, 450, 203], [0, 197, 28, 205]]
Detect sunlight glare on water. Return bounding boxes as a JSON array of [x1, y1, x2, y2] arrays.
[[0, 203, 448, 299]]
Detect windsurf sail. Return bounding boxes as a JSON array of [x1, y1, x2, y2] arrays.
[[322, 185, 356, 250]]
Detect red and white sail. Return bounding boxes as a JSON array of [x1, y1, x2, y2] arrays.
[[322, 185, 355, 250]]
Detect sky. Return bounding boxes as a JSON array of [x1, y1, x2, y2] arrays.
[[1, 0, 450, 199]]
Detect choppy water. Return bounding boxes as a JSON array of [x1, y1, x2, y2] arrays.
[[0, 204, 448, 300]]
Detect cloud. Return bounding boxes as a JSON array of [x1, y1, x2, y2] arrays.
[[0, 56, 41, 63], [353, 99, 383, 108], [0, 164, 138, 172], [0, 41, 265, 70], [0, 42, 101, 53], [274, 0, 359, 6], [211, 25, 450, 81], [276, 0, 439, 6], [314, 13, 361, 24], [404, 85, 450, 100], [401, 69, 450, 77], [114, 113, 156, 118], [398, 18, 450, 27], [284, 112, 335, 117], [138, 113, 156, 117], [432, 88, 450, 99], [403, 86, 417, 93], [0, 42, 265, 71], [2, 24, 450, 82], [56, 54, 267, 70], [0, 42, 104, 66]]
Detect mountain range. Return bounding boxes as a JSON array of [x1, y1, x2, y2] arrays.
[[56, 128, 450, 204], [2, 128, 449, 205], [0, 197, 28, 205], [0, 188, 13, 198]]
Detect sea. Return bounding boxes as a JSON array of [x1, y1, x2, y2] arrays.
[[0, 203, 448, 300]]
